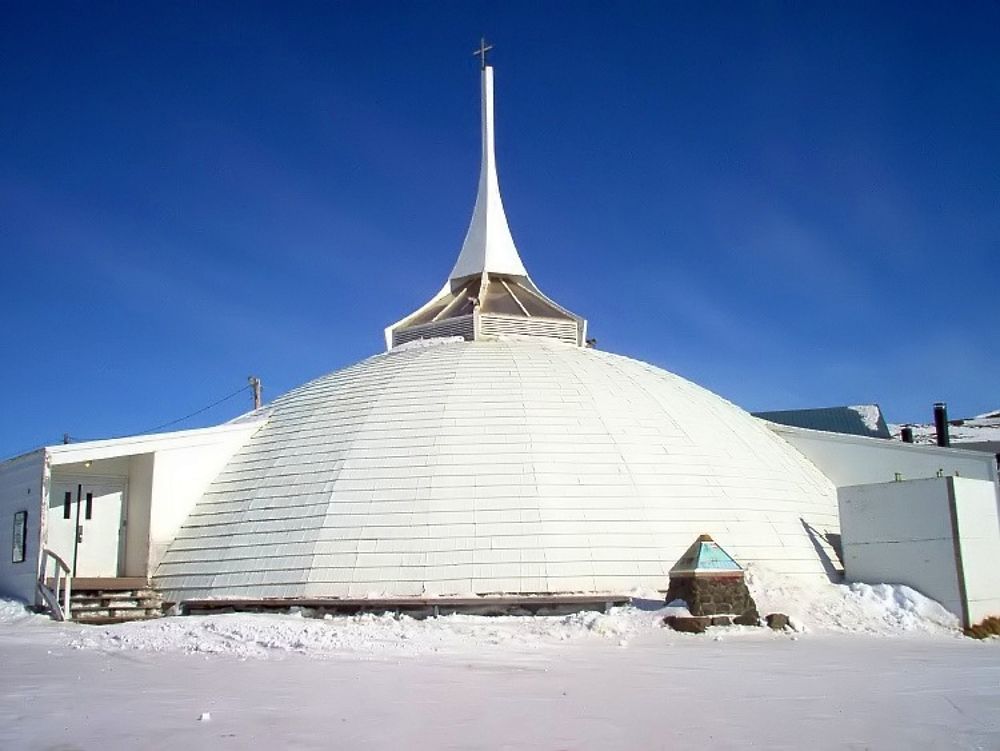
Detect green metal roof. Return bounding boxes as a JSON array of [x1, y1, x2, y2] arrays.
[[752, 405, 891, 439], [670, 535, 743, 575]]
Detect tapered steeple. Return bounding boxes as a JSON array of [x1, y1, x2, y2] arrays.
[[449, 64, 528, 281], [385, 43, 586, 350]]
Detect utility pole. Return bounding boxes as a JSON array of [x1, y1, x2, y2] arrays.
[[248, 376, 263, 410]]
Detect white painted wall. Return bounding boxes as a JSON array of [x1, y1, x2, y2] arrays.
[[839, 478, 964, 619], [952, 477, 1000, 625], [146, 433, 256, 572], [124, 454, 154, 577], [47, 421, 264, 468], [839, 477, 1000, 627], [0, 450, 46, 602], [771, 424, 998, 487], [45, 420, 265, 579], [53, 457, 132, 477]]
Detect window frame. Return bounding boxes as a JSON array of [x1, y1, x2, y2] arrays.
[[12, 510, 27, 564]]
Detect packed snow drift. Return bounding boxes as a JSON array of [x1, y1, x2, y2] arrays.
[[2, 566, 996, 751], [0, 565, 963, 661]]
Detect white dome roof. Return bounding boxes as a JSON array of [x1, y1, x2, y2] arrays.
[[155, 339, 839, 601]]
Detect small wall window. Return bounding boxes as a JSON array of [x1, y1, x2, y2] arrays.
[[63, 491, 72, 520], [85, 492, 93, 520], [12, 511, 27, 564]]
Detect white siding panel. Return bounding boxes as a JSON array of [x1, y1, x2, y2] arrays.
[[0, 450, 46, 603]]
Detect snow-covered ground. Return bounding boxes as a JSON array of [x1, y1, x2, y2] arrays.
[[891, 407, 1000, 446], [2, 567, 998, 749]]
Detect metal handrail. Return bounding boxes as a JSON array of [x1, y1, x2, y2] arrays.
[[37, 548, 72, 621]]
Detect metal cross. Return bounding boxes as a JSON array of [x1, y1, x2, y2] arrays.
[[473, 37, 494, 69]]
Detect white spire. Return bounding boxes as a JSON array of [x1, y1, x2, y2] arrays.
[[448, 65, 528, 282], [384, 51, 587, 351]]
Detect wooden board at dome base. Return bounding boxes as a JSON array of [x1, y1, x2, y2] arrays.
[[66, 577, 149, 591], [180, 594, 632, 619]]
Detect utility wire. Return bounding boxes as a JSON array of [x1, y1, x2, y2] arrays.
[[5, 441, 48, 459], [143, 383, 253, 433], [64, 383, 253, 444]]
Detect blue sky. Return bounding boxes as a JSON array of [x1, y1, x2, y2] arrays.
[[1, 2, 997, 458]]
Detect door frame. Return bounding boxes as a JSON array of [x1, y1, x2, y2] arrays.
[[47, 473, 129, 577]]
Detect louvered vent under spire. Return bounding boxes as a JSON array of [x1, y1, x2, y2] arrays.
[[385, 52, 586, 350]]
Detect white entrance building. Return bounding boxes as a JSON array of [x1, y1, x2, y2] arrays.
[[0, 420, 263, 607]]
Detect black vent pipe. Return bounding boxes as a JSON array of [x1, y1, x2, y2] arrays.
[[933, 402, 950, 447], [901, 426, 914, 443]]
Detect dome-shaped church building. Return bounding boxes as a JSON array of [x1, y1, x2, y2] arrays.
[[152, 60, 841, 602], [8, 49, 998, 626]]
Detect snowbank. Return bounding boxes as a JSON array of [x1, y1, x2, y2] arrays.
[[66, 607, 666, 659], [67, 573, 960, 659], [0, 598, 38, 625], [0, 567, 965, 661], [744, 564, 960, 635]]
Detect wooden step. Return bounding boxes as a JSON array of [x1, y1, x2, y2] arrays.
[[67, 585, 164, 624], [74, 607, 162, 617], [72, 604, 161, 613], [65, 577, 149, 591], [71, 589, 159, 597], [73, 612, 163, 625], [71, 594, 161, 605], [72, 606, 163, 619]]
